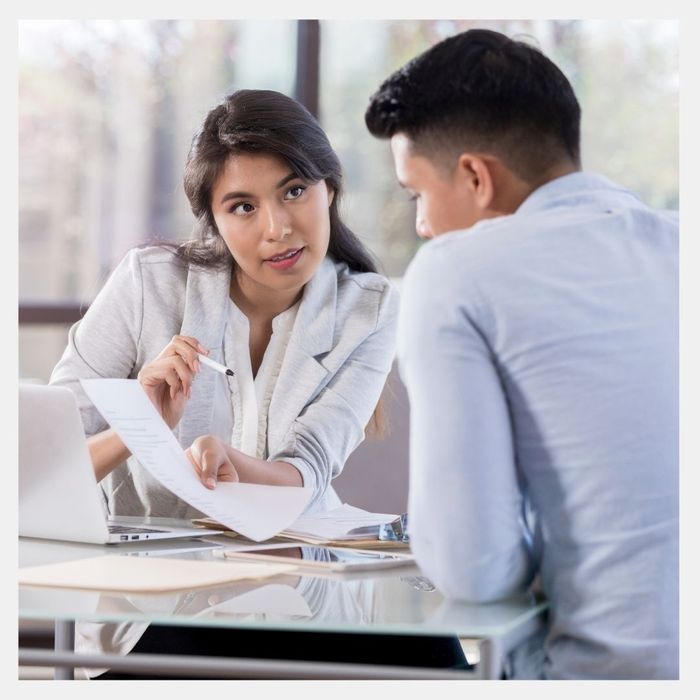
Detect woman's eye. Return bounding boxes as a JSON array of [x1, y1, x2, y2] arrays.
[[285, 185, 306, 200], [231, 202, 254, 215]]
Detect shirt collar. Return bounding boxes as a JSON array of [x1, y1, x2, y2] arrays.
[[516, 171, 635, 215]]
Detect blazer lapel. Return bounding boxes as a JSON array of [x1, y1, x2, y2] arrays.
[[177, 262, 232, 449], [267, 257, 337, 451]]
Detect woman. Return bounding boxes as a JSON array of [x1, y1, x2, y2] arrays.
[[50, 89, 399, 518], [48, 90, 474, 680]]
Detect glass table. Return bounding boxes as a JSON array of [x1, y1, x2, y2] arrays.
[[19, 524, 547, 680]]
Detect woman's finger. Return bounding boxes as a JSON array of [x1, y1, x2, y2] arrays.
[[198, 447, 223, 489], [157, 336, 209, 369], [203, 449, 238, 488], [179, 336, 210, 356], [170, 338, 203, 373], [141, 355, 194, 396], [186, 437, 239, 489]]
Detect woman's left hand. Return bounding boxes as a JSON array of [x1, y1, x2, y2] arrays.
[[185, 435, 239, 489]]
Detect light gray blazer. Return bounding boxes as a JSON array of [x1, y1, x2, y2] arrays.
[[50, 246, 399, 516]]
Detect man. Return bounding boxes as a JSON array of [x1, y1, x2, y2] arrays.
[[365, 28, 678, 679]]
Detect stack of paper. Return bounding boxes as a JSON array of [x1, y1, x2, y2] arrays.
[[194, 504, 407, 548]]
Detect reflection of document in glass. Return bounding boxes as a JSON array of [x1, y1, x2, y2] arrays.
[[80, 378, 312, 541], [196, 584, 313, 618]]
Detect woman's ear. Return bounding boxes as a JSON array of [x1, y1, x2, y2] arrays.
[[327, 184, 335, 208], [457, 153, 495, 211]]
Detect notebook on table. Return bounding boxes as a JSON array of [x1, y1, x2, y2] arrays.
[[19, 384, 223, 545]]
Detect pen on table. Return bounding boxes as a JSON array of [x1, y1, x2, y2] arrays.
[[197, 354, 234, 377]]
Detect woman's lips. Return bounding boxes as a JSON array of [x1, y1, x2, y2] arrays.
[[264, 247, 304, 270]]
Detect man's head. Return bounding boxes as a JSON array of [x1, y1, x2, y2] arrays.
[[365, 29, 582, 238]]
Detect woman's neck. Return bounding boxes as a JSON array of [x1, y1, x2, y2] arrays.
[[230, 271, 303, 323]]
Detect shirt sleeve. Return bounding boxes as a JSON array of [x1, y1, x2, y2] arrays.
[[268, 283, 399, 511], [399, 243, 535, 603], [49, 249, 144, 436]]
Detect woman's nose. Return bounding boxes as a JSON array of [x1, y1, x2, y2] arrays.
[[265, 204, 292, 241]]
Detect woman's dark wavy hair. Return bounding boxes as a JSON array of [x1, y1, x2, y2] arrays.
[[177, 89, 388, 435], [179, 89, 378, 275]]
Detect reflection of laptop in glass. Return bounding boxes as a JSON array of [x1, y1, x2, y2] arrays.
[[19, 384, 223, 544]]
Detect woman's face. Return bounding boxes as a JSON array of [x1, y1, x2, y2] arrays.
[[210, 152, 333, 300]]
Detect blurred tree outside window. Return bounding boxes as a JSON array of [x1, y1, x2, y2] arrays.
[[18, 19, 678, 381], [19, 20, 296, 380]]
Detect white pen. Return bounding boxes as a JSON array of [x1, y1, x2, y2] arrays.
[[197, 354, 234, 377]]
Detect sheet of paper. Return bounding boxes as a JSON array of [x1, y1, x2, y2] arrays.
[[80, 378, 312, 541], [285, 503, 398, 540], [194, 504, 399, 542], [18, 555, 295, 593]]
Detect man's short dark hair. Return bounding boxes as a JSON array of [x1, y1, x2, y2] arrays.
[[365, 29, 581, 181]]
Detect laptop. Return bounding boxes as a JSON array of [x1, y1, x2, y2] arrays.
[[19, 384, 224, 544]]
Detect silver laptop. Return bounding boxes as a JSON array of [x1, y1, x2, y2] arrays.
[[19, 384, 223, 544]]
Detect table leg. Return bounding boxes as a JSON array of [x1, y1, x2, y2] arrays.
[[53, 620, 75, 680], [475, 605, 548, 679], [476, 638, 502, 679]]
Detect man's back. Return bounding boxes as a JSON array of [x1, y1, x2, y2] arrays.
[[399, 172, 678, 679]]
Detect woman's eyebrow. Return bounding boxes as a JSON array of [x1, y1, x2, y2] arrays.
[[220, 190, 252, 205], [275, 172, 298, 189], [219, 173, 299, 205]]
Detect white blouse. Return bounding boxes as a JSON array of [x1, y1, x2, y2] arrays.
[[210, 299, 300, 458]]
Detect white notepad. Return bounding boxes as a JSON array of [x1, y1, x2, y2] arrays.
[[18, 555, 295, 593]]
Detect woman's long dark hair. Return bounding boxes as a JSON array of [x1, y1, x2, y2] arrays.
[[179, 89, 378, 275], [179, 89, 387, 436]]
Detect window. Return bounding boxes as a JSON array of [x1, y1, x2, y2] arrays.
[[19, 19, 679, 381], [19, 20, 297, 380], [319, 19, 678, 277]]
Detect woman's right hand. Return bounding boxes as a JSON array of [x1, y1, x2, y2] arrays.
[[137, 335, 208, 429]]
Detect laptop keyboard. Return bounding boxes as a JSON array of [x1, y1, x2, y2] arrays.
[[108, 525, 168, 534]]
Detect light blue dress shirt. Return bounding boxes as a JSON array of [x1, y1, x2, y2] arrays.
[[398, 172, 678, 679]]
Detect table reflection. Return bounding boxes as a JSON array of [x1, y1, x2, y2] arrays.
[[74, 544, 379, 667]]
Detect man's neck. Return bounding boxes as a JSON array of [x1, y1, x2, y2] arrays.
[[495, 161, 580, 215], [529, 161, 581, 192]]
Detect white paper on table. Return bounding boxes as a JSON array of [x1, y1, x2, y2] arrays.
[[19, 555, 295, 593], [285, 503, 399, 540], [80, 378, 312, 542]]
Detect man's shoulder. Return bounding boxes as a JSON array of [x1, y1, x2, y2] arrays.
[[406, 219, 516, 287]]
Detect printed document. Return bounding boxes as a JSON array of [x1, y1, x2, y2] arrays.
[[285, 503, 398, 541], [80, 378, 312, 542], [195, 503, 401, 546]]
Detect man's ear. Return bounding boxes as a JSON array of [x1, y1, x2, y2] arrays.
[[456, 153, 495, 210]]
